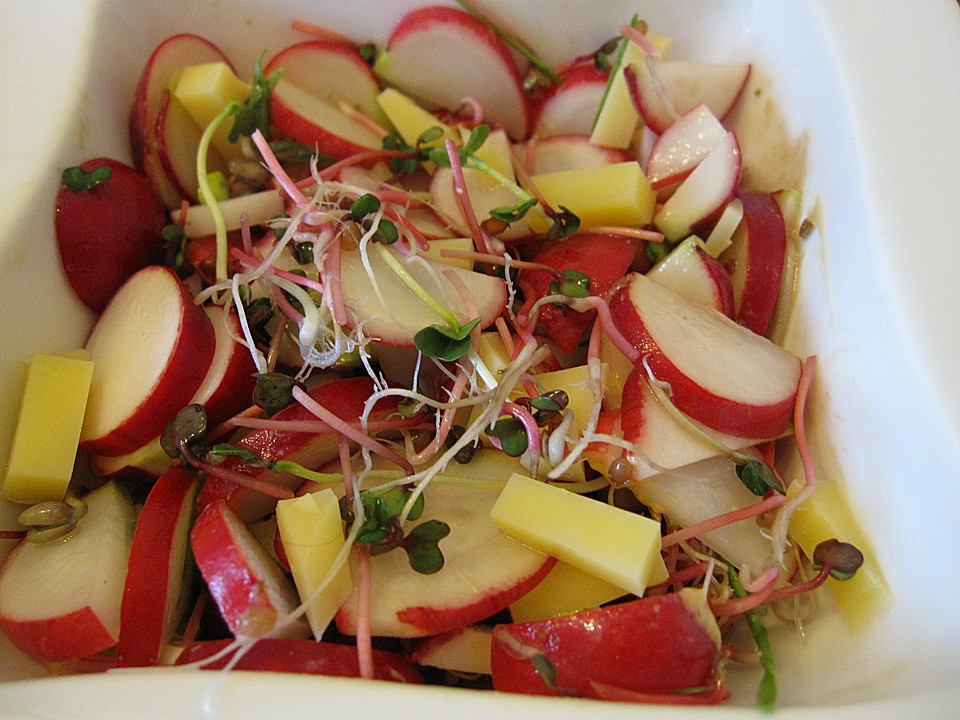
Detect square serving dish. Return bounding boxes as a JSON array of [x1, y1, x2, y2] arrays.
[[1, 0, 959, 716]]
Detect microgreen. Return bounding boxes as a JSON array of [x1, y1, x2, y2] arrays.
[[350, 193, 400, 244], [646, 238, 672, 264], [445, 424, 481, 464], [490, 197, 538, 224], [229, 51, 282, 143], [427, 124, 490, 168], [593, 36, 622, 72], [19, 496, 88, 544], [293, 241, 314, 265], [160, 403, 210, 460], [486, 417, 528, 457], [62, 164, 112, 192], [268, 139, 329, 164], [414, 318, 481, 362], [548, 268, 591, 304], [252, 372, 303, 415], [161, 223, 189, 277], [382, 134, 419, 175], [339, 488, 450, 574], [728, 564, 777, 711], [735, 459, 785, 496], [812, 538, 864, 581], [545, 206, 581, 241]]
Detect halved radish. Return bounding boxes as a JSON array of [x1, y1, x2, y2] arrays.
[[373, 6, 531, 140], [338, 243, 507, 346], [532, 63, 608, 138], [645, 103, 728, 191], [0, 481, 136, 663], [647, 236, 734, 316], [129, 34, 231, 208], [653, 131, 742, 241], [265, 40, 389, 128], [523, 134, 631, 175], [191, 501, 310, 639], [609, 272, 801, 438], [626, 57, 751, 135], [195, 376, 401, 522], [720, 190, 788, 336], [79, 265, 216, 456], [116, 467, 200, 667], [176, 637, 422, 683]]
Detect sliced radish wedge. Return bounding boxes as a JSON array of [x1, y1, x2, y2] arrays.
[[0, 481, 136, 663], [532, 63, 608, 138], [645, 103, 728, 190], [626, 56, 751, 135], [116, 467, 200, 667], [80, 265, 216, 456], [609, 271, 801, 438], [523, 134, 631, 175], [374, 6, 531, 139]]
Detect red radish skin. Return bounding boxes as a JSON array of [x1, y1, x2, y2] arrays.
[[0, 482, 136, 663], [645, 103, 728, 191], [490, 590, 721, 698], [195, 376, 401, 522], [55, 158, 167, 312], [129, 34, 231, 208], [609, 272, 801, 438], [264, 40, 387, 127], [191, 501, 310, 639], [626, 57, 751, 135], [194, 305, 258, 427], [269, 80, 384, 160], [524, 134, 631, 175], [532, 63, 609, 138], [375, 6, 531, 140], [116, 467, 200, 667], [522, 232, 639, 353], [176, 638, 423, 683], [720, 190, 788, 335], [79, 265, 216, 456]]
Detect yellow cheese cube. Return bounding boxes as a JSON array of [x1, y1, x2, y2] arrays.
[[174, 62, 251, 160], [2, 352, 94, 504], [529, 364, 598, 433], [510, 560, 627, 622], [491, 473, 666, 596], [529, 162, 656, 231], [590, 33, 673, 149], [377, 88, 457, 149], [275, 489, 353, 638], [788, 478, 891, 629], [459, 126, 514, 189]]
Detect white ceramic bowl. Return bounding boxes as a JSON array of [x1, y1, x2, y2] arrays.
[[1, 0, 960, 717]]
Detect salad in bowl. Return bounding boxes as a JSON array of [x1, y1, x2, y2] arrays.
[[1, 0, 959, 717]]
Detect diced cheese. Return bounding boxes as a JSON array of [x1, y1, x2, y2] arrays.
[[275, 489, 353, 638], [528, 162, 656, 231], [174, 62, 251, 160], [590, 33, 673, 149], [788, 478, 891, 629], [377, 88, 457, 149], [491, 473, 667, 597], [2, 352, 94, 504], [509, 560, 627, 622]]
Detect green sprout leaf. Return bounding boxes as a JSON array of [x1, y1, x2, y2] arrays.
[[229, 51, 281, 142], [414, 318, 481, 362], [350, 192, 381, 221], [812, 538, 864, 581], [382, 134, 419, 175], [462, 123, 490, 156], [161, 223, 189, 277], [490, 197, 538, 224], [160, 404, 209, 460], [735, 460, 785, 496], [728, 564, 777, 711], [403, 520, 450, 574], [62, 165, 112, 192], [253, 372, 303, 415], [548, 268, 592, 301], [487, 417, 528, 457], [545, 206, 580, 241]]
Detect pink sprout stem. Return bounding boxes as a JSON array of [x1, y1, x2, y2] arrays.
[[661, 494, 788, 549], [568, 295, 640, 364], [291, 386, 414, 475], [620, 23, 661, 57], [251, 129, 308, 206], [445, 138, 491, 254], [231, 248, 325, 294], [502, 401, 541, 465]]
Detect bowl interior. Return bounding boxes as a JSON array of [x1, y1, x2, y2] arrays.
[[1, 0, 959, 715]]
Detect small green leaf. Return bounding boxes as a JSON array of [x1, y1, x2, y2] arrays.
[[293, 241, 314, 264], [646, 239, 671, 264], [230, 51, 281, 142], [735, 460, 785, 496], [427, 146, 452, 168], [350, 193, 381, 221], [374, 218, 399, 244], [417, 126, 445, 146], [490, 197, 538, 224], [406, 541, 445, 574], [253, 372, 302, 415], [530, 394, 564, 413], [812, 539, 864, 580], [414, 318, 481, 362], [160, 404, 208, 459], [268, 139, 329, 164], [62, 165, 112, 192], [462, 124, 490, 156], [409, 519, 450, 543], [545, 206, 580, 241], [548, 268, 592, 300], [487, 417, 528, 457]]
